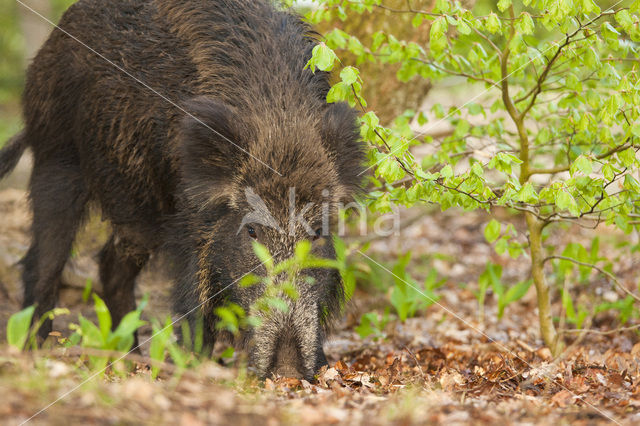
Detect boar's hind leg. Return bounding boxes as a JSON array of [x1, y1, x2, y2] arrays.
[[99, 235, 149, 346], [22, 160, 88, 341]]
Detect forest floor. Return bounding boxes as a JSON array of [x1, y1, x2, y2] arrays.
[[1, 160, 640, 425]]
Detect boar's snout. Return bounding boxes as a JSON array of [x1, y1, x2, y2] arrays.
[[250, 306, 328, 381], [272, 330, 304, 379]]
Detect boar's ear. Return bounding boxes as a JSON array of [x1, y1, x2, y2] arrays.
[[179, 97, 245, 205], [320, 102, 366, 191]]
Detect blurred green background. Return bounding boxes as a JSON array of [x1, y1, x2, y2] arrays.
[[0, 0, 75, 146]]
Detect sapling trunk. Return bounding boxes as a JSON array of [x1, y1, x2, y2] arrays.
[[501, 9, 563, 353], [525, 213, 562, 356]]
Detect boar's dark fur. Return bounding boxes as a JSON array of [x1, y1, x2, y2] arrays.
[[0, 0, 364, 379]]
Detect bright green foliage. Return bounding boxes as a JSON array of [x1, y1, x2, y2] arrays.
[[355, 309, 391, 340], [484, 219, 501, 243], [82, 278, 93, 302], [562, 288, 589, 328], [6, 306, 35, 350], [215, 302, 259, 335], [6, 306, 70, 350], [596, 296, 638, 324], [499, 279, 532, 319], [70, 294, 147, 354], [149, 317, 176, 379], [477, 262, 532, 319], [308, 0, 640, 342], [7, 291, 200, 377], [390, 252, 443, 321], [333, 235, 358, 302], [215, 240, 341, 333]]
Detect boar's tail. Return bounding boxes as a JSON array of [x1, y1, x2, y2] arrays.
[[0, 131, 26, 180]]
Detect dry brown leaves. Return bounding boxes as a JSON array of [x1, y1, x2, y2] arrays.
[[255, 337, 640, 425]]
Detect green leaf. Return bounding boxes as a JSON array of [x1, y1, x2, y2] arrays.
[[294, 240, 312, 261], [516, 182, 538, 203], [516, 12, 535, 35], [498, 279, 532, 319], [624, 174, 640, 192], [484, 219, 501, 243], [78, 315, 106, 348], [602, 163, 615, 181], [252, 241, 273, 270], [433, 0, 450, 13], [355, 312, 381, 339], [429, 18, 448, 55], [572, 155, 593, 176], [220, 346, 235, 359], [82, 279, 93, 303], [215, 306, 240, 334], [618, 147, 636, 168], [581, 0, 600, 14], [371, 31, 386, 52], [266, 297, 289, 313], [562, 289, 576, 323], [486, 13, 502, 34], [377, 157, 406, 182], [308, 42, 338, 72], [149, 317, 173, 379], [239, 273, 261, 288], [326, 81, 350, 104], [7, 306, 35, 350], [111, 310, 146, 351], [497, 0, 512, 13], [92, 294, 112, 340], [361, 111, 380, 129], [412, 14, 424, 28], [478, 262, 503, 311], [440, 164, 454, 178], [457, 18, 472, 35], [556, 190, 578, 215], [340, 66, 359, 85], [467, 103, 484, 116]]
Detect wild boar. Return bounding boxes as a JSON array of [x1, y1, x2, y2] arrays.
[[0, 0, 364, 380]]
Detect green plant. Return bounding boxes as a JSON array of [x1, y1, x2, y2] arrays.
[[476, 261, 532, 320], [148, 316, 201, 378], [390, 252, 444, 321], [307, 0, 640, 354], [6, 306, 35, 350], [214, 239, 340, 334], [65, 293, 147, 372], [69, 293, 147, 352], [6, 305, 69, 350], [7, 291, 204, 378], [355, 308, 392, 340]]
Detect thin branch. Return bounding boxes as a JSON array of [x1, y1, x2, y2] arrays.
[[529, 141, 634, 175], [412, 57, 500, 88], [543, 255, 640, 303], [562, 323, 640, 335], [469, 23, 502, 55]]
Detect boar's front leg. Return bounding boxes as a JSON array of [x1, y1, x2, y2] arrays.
[[22, 158, 88, 341], [99, 234, 149, 346]]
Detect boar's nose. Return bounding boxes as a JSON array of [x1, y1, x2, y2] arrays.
[[271, 333, 305, 379], [273, 343, 303, 379]]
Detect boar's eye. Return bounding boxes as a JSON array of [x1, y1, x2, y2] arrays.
[[313, 227, 323, 241], [246, 225, 257, 239]]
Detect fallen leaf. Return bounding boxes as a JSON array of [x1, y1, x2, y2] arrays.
[[551, 390, 574, 407]]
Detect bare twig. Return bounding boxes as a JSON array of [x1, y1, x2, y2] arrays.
[[543, 255, 640, 303]]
